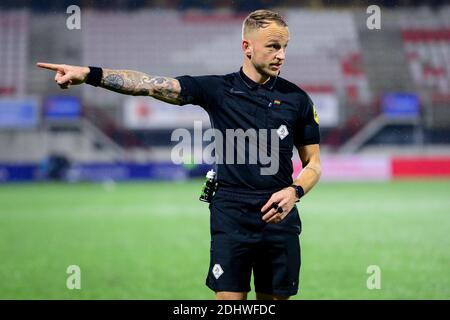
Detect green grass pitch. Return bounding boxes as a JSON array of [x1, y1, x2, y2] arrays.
[[0, 179, 449, 299]]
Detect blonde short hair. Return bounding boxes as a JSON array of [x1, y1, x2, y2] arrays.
[[242, 10, 288, 39]]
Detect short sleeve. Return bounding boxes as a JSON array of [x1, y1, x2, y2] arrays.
[[175, 75, 217, 111], [294, 94, 321, 146]]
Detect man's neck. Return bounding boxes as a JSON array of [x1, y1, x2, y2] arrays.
[[242, 61, 271, 84]]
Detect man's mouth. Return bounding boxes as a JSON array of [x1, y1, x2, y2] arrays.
[[270, 64, 281, 70]]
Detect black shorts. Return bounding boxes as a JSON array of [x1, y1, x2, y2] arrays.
[[206, 186, 302, 297]]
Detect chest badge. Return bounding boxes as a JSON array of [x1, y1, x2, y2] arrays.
[[273, 100, 281, 106], [276, 125, 289, 140]]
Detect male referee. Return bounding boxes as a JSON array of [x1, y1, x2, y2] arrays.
[[37, 10, 321, 300]]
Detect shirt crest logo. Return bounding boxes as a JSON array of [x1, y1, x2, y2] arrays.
[[276, 125, 289, 140], [212, 264, 224, 279]]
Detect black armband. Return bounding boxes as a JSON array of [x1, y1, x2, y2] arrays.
[[85, 66, 103, 87]]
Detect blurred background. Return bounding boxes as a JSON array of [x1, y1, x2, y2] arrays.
[[0, 0, 449, 299]]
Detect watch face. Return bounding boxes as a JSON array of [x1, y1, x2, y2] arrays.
[[292, 185, 303, 199], [294, 186, 301, 197]]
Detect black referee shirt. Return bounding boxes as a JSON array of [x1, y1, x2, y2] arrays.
[[176, 67, 320, 191]]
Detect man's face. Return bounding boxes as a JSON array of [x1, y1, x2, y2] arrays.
[[243, 22, 290, 78]]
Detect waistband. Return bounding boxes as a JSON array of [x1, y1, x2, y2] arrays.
[[216, 184, 285, 197]]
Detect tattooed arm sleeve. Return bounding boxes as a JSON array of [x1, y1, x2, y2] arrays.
[[99, 69, 184, 105]]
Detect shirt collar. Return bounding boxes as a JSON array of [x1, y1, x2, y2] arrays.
[[238, 67, 278, 91]]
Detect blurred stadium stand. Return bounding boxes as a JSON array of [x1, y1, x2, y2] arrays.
[[1, 1, 449, 11], [0, 10, 28, 96], [0, 1, 449, 181]]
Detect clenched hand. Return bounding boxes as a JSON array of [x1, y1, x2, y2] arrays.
[[261, 187, 298, 224]]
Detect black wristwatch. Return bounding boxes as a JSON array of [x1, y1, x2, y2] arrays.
[[289, 184, 305, 201]]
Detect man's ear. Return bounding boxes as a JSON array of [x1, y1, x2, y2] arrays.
[[242, 39, 252, 58]]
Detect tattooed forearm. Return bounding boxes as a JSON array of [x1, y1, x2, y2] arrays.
[[99, 69, 184, 105], [147, 76, 184, 104]]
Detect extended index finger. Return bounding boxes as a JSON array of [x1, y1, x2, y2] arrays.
[[36, 62, 62, 71]]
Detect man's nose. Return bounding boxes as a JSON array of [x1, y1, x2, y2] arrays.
[[276, 48, 286, 61]]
